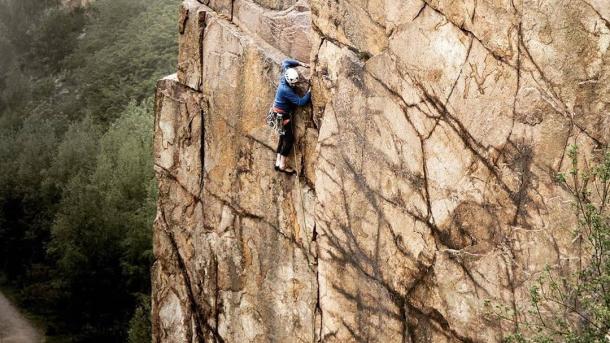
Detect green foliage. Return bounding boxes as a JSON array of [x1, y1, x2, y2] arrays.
[[46, 116, 103, 190], [71, 0, 178, 122], [0, 0, 178, 340], [48, 99, 156, 341], [0, 114, 63, 283], [491, 145, 610, 342], [128, 294, 152, 343], [93, 99, 157, 291], [28, 7, 87, 74], [0, 0, 49, 54]]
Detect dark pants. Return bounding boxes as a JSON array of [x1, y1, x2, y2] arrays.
[[276, 116, 294, 157]]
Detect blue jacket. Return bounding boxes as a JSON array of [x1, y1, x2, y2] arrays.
[[273, 59, 311, 113]]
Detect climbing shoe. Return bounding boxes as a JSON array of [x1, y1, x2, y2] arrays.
[[279, 167, 296, 175]]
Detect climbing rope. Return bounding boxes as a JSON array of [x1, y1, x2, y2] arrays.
[[294, 143, 316, 267]]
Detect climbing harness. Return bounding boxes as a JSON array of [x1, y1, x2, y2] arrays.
[[266, 108, 286, 135], [267, 108, 294, 136]]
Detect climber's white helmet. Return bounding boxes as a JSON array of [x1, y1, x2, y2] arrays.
[[285, 68, 299, 86]]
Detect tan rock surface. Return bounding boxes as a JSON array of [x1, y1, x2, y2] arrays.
[[61, 0, 93, 8], [153, 0, 609, 342]]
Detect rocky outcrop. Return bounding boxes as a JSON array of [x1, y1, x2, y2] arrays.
[[153, 0, 609, 342]]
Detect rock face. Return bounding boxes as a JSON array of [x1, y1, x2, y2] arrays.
[[61, 0, 93, 8], [152, 0, 609, 342]]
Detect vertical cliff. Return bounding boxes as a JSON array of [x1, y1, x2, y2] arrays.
[[152, 0, 609, 342]]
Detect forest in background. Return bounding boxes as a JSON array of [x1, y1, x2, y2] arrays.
[[0, 0, 179, 341]]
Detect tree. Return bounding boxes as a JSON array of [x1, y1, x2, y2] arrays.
[[49, 99, 156, 341], [70, 0, 178, 122], [128, 294, 152, 343], [0, 0, 178, 339], [27, 7, 86, 74]]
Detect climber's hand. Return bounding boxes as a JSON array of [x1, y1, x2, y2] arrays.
[[299, 62, 310, 68], [282, 119, 290, 125]]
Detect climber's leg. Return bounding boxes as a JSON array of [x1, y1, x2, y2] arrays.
[[279, 118, 294, 157], [276, 133, 285, 154], [278, 155, 295, 174], [276, 127, 285, 171], [278, 118, 295, 174]]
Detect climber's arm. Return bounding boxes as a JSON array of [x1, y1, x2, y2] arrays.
[[284, 87, 311, 107], [282, 59, 301, 70]]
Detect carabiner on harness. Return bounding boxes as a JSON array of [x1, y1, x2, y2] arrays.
[[266, 109, 286, 135]]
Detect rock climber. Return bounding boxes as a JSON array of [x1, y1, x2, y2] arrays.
[[272, 59, 311, 174]]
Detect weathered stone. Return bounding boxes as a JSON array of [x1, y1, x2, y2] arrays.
[[203, 0, 234, 18], [177, 0, 207, 90], [61, 0, 93, 8], [252, 0, 298, 11], [154, 0, 610, 342], [310, 0, 389, 57], [153, 75, 207, 343], [233, 0, 312, 62], [156, 4, 318, 342], [199, 13, 318, 343], [308, 0, 608, 341]]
